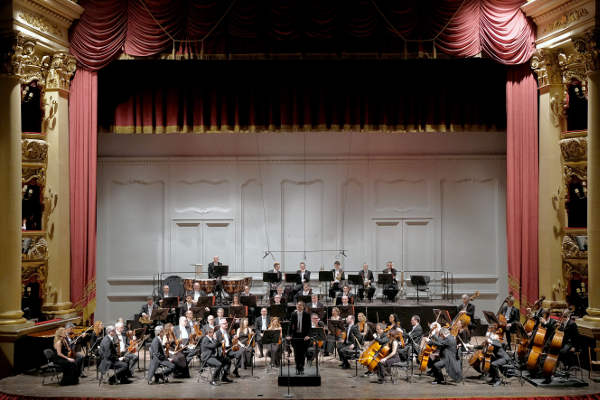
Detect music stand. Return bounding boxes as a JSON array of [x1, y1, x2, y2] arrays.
[[191, 307, 207, 320], [483, 310, 500, 326], [196, 295, 214, 308], [214, 265, 229, 277], [308, 307, 325, 320], [319, 271, 334, 304], [410, 275, 430, 303], [269, 304, 287, 320], [297, 295, 312, 304], [230, 305, 247, 318], [347, 274, 362, 301], [310, 327, 326, 375], [327, 319, 345, 334], [240, 295, 257, 308], [284, 273, 299, 284], [262, 330, 282, 369], [161, 296, 179, 309], [338, 305, 353, 318], [377, 273, 393, 286], [150, 308, 169, 322]]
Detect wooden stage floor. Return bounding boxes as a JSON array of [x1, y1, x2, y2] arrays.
[[1, 353, 598, 400]]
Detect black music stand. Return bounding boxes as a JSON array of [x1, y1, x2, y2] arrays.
[[262, 329, 282, 369], [319, 271, 334, 304], [161, 296, 179, 309], [309, 327, 326, 375], [377, 273, 393, 286], [338, 305, 353, 318], [309, 307, 325, 320], [150, 308, 169, 323], [347, 274, 362, 302], [410, 275, 430, 303], [191, 307, 207, 320], [269, 304, 287, 320], [196, 295, 214, 308], [284, 273, 299, 285], [483, 310, 500, 326], [297, 295, 312, 304], [230, 305, 247, 318], [263, 272, 280, 298], [213, 265, 229, 305], [240, 295, 257, 308]]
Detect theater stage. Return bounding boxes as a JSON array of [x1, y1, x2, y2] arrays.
[[0, 354, 598, 400]]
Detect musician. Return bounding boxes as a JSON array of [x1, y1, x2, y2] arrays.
[[163, 323, 190, 378], [200, 326, 231, 385], [175, 316, 199, 364], [336, 285, 354, 305], [338, 315, 363, 369], [455, 319, 472, 352], [147, 325, 175, 384], [230, 294, 245, 328], [208, 256, 222, 279], [99, 325, 130, 384], [358, 263, 375, 301], [52, 327, 79, 385], [272, 294, 284, 305], [486, 332, 510, 386], [215, 308, 227, 326], [296, 283, 312, 300], [287, 301, 311, 374], [339, 295, 351, 307], [357, 313, 370, 338], [308, 294, 324, 318], [295, 262, 311, 293], [306, 313, 325, 363], [329, 261, 345, 298], [399, 315, 423, 361], [216, 319, 243, 378], [115, 321, 138, 377], [255, 307, 270, 358], [141, 296, 156, 320], [89, 320, 105, 356], [387, 313, 400, 332], [266, 317, 283, 367], [180, 295, 196, 316], [558, 314, 579, 370], [240, 285, 256, 323], [203, 315, 217, 335], [376, 329, 403, 384], [325, 307, 342, 356], [235, 317, 254, 368], [427, 327, 462, 384], [64, 323, 85, 377], [269, 262, 283, 298], [159, 285, 178, 323], [188, 282, 207, 302], [382, 261, 399, 301], [184, 310, 198, 329], [457, 294, 476, 332], [499, 296, 520, 348]]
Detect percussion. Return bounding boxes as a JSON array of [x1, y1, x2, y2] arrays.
[[183, 279, 194, 292], [197, 279, 216, 294], [222, 277, 252, 295]]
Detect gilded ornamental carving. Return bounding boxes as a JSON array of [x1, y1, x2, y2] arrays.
[[22, 235, 48, 261], [16, 12, 61, 37], [572, 29, 600, 73], [21, 139, 48, 163], [560, 137, 587, 162], [11, 36, 50, 85], [563, 164, 587, 184], [542, 8, 590, 36], [46, 53, 76, 91], [22, 166, 46, 186], [561, 235, 587, 259], [531, 49, 562, 87]]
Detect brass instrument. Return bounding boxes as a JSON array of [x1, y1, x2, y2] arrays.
[[335, 269, 343, 282], [139, 315, 152, 324]]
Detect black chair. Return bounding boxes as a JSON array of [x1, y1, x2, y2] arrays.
[[410, 275, 430, 303], [41, 349, 63, 385]]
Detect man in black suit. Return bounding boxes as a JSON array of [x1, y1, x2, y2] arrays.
[[287, 301, 311, 374], [140, 296, 156, 320], [215, 319, 243, 378], [383, 261, 399, 301], [255, 307, 271, 357], [428, 327, 462, 384], [208, 256, 222, 279], [457, 294, 476, 335], [337, 315, 363, 369], [557, 314, 579, 370], [499, 296, 520, 347], [187, 282, 207, 302], [115, 321, 138, 377], [200, 327, 230, 385], [329, 261, 345, 298], [295, 262, 311, 294], [486, 332, 510, 386], [99, 325, 130, 384], [147, 326, 175, 384], [180, 295, 195, 316], [269, 262, 283, 298], [399, 315, 424, 361], [307, 294, 324, 318], [358, 263, 375, 301]]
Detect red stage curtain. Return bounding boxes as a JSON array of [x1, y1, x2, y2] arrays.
[[69, 70, 98, 323], [506, 64, 538, 315], [69, 0, 535, 71]]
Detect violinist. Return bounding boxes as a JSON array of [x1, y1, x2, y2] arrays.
[[52, 327, 79, 385], [382, 261, 399, 301], [306, 313, 325, 363], [308, 294, 324, 313], [295, 283, 313, 301], [216, 319, 242, 378], [215, 308, 227, 326], [399, 315, 423, 361], [376, 328, 403, 384], [338, 315, 363, 370], [64, 323, 85, 378], [235, 318, 254, 369], [140, 296, 156, 321], [203, 315, 217, 335], [99, 325, 130, 384], [115, 321, 138, 377], [255, 307, 270, 358], [325, 307, 342, 356], [499, 296, 520, 348], [358, 263, 375, 301], [266, 317, 283, 367], [89, 320, 105, 356], [386, 314, 400, 332], [176, 316, 200, 364], [455, 319, 472, 353], [147, 325, 175, 384], [485, 332, 510, 386], [162, 323, 190, 378], [329, 261, 345, 299], [200, 326, 230, 386], [427, 327, 462, 384]]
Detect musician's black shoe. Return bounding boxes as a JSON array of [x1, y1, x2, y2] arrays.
[[120, 378, 133, 384], [363, 371, 373, 377], [233, 370, 240, 378], [210, 380, 218, 386], [221, 376, 234, 383], [79, 374, 87, 378], [341, 364, 351, 370], [377, 378, 384, 384]]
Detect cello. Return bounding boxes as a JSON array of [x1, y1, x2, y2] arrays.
[[526, 318, 548, 372], [523, 296, 545, 334], [542, 309, 572, 379], [418, 322, 441, 372], [495, 296, 511, 337], [450, 291, 480, 336]]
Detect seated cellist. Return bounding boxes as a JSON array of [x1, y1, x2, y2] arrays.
[[375, 328, 403, 384], [363, 323, 390, 377]]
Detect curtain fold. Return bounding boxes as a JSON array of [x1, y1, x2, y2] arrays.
[[69, 70, 98, 323], [506, 64, 538, 315], [69, 0, 535, 70]]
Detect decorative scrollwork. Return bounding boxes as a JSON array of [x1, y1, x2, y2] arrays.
[[561, 235, 587, 259], [572, 29, 600, 73], [560, 137, 587, 162], [11, 35, 50, 85], [21, 139, 48, 162], [22, 166, 46, 186], [22, 262, 48, 299], [22, 235, 48, 261], [531, 49, 562, 87], [46, 53, 76, 91], [16, 12, 61, 37], [563, 164, 587, 184]]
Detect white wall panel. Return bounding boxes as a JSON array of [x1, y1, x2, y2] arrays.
[[403, 220, 434, 269]]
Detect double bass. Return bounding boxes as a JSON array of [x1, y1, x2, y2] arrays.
[[542, 309, 572, 378], [495, 296, 511, 337], [450, 291, 480, 336], [523, 296, 545, 334]]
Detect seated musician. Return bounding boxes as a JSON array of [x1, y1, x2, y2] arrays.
[[89, 320, 105, 355], [557, 313, 579, 372], [295, 262, 311, 293], [485, 332, 510, 386], [399, 315, 423, 361], [203, 315, 217, 335], [255, 307, 270, 358], [456, 319, 472, 351], [175, 316, 200, 364], [159, 285, 178, 323], [141, 296, 156, 320], [240, 285, 256, 324], [387, 313, 401, 332], [52, 327, 79, 385], [215, 308, 227, 326], [208, 256, 222, 279], [382, 261, 399, 301], [457, 294, 476, 335], [363, 323, 390, 377], [180, 295, 195, 315], [235, 317, 254, 368], [329, 261, 345, 298], [308, 294, 324, 312], [99, 325, 131, 384], [230, 294, 246, 329], [339, 295, 352, 307], [295, 283, 312, 301], [336, 285, 354, 305], [216, 319, 243, 378], [357, 312, 370, 338], [115, 321, 138, 377], [266, 317, 283, 367], [376, 328, 404, 384], [272, 294, 284, 305], [64, 323, 85, 378], [269, 262, 283, 298], [337, 315, 363, 369], [147, 326, 175, 384], [200, 326, 231, 386], [188, 282, 207, 303], [162, 323, 190, 378], [306, 313, 325, 363], [358, 263, 375, 301], [427, 327, 462, 384], [499, 296, 520, 348]]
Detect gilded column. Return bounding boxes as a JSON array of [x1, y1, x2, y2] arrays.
[[42, 53, 77, 318]]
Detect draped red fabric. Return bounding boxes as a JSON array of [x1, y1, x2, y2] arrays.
[[69, 70, 98, 322], [506, 64, 539, 314], [69, 0, 535, 70]]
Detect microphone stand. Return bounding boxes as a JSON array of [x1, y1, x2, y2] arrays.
[[284, 336, 292, 398], [405, 333, 418, 383]]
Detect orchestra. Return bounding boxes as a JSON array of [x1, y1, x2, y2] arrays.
[[48, 259, 584, 391]]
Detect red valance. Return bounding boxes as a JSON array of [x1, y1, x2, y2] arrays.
[[70, 0, 535, 71]]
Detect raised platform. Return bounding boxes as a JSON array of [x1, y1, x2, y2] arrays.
[[1, 355, 599, 400], [278, 365, 321, 386]]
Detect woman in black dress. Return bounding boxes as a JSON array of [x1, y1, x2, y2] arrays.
[[235, 318, 254, 368], [52, 327, 79, 385]]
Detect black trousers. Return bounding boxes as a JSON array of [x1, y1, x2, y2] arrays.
[[291, 336, 308, 371], [490, 357, 508, 380], [337, 342, 356, 366], [358, 287, 375, 301], [431, 359, 446, 383], [205, 356, 230, 380], [123, 353, 138, 375]]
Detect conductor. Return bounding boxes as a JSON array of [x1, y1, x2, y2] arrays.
[[287, 301, 311, 375]]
